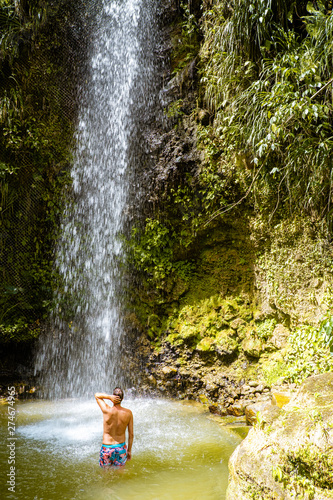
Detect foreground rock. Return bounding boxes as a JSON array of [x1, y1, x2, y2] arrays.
[[227, 373, 333, 499]]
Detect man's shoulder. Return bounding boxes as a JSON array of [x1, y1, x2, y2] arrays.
[[121, 406, 133, 416], [122, 405, 132, 413]]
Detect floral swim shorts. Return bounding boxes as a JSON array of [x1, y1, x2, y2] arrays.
[[99, 442, 128, 468]]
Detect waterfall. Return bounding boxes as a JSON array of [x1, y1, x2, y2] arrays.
[[35, 0, 160, 398]]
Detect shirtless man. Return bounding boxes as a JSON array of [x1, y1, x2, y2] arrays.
[[95, 387, 134, 468]]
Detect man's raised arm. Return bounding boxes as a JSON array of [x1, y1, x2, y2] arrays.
[[94, 392, 121, 412]]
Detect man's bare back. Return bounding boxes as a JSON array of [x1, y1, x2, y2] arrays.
[[95, 388, 134, 466]]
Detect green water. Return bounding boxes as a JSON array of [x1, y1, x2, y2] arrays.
[[0, 398, 242, 500]]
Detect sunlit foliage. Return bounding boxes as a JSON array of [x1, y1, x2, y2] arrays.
[[200, 0, 333, 218]]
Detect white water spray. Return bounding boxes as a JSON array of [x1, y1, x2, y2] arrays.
[[35, 0, 159, 397]]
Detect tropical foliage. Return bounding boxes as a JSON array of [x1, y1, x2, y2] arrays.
[[0, 0, 86, 342], [200, 0, 333, 219]]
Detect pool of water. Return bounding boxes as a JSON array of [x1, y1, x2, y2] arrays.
[[0, 398, 242, 500]]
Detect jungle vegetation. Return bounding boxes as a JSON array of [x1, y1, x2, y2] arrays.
[[0, 0, 88, 342], [128, 0, 333, 308], [1, 0, 333, 353]]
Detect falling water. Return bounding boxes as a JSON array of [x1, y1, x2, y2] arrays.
[[35, 0, 160, 398]]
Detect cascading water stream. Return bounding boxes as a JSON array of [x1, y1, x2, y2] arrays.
[[35, 0, 159, 398]]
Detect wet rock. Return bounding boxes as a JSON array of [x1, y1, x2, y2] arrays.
[[179, 367, 190, 377], [228, 402, 246, 417], [206, 382, 218, 393], [248, 381, 258, 387], [242, 338, 263, 358], [217, 378, 227, 388], [208, 403, 220, 414], [226, 397, 235, 406], [147, 375, 157, 386], [227, 373, 333, 499], [198, 394, 209, 404], [230, 390, 239, 399], [245, 402, 273, 425], [161, 366, 178, 378]]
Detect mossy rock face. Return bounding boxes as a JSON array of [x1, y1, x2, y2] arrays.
[[227, 373, 333, 500], [148, 314, 161, 328], [214, 331, 238, 357], [242, 337, 263, 358], [196, 337, 214, 352]]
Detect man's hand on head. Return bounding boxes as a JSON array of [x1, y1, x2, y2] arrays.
[[110, 395, 121, 404], [94, 393, 121, 411]]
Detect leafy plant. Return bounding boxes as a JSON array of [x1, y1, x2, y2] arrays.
[[126, 218, 194, 291], [199, 0, 333, 220], [170, 0, 200, 75], [283, 317, 333, 383], [319, 314, 333, 352]]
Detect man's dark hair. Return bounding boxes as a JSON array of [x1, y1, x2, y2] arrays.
[[113, 387, 124, 401]]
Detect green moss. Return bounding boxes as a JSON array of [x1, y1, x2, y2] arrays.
[[256, 319, 277, 341], [261, 353, 287, 387], [273, 444, 333, 496], [196, 337, 214, 352], [169, 4, 200, 76], [215, 330, 238, 352]]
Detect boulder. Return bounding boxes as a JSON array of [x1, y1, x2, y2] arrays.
[[209, 403, 227, 416], [230, 318, 246, 332], [206, 382, 219, 394], [161, 366, 178, 379], [147, 375, 157, 386], [198, 394, 209, 405], [196, 337, 214, 352], [228, 402, 246, 417], [244, 401, 273, 425], [227, 373, 333, 499], [242, 337, 263, 358], [240, 384, 250, 394], [214, 331, 238, 357], [268, 324, 290, 349]]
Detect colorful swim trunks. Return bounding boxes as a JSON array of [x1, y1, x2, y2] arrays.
[[99, 442, 128, 468]]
